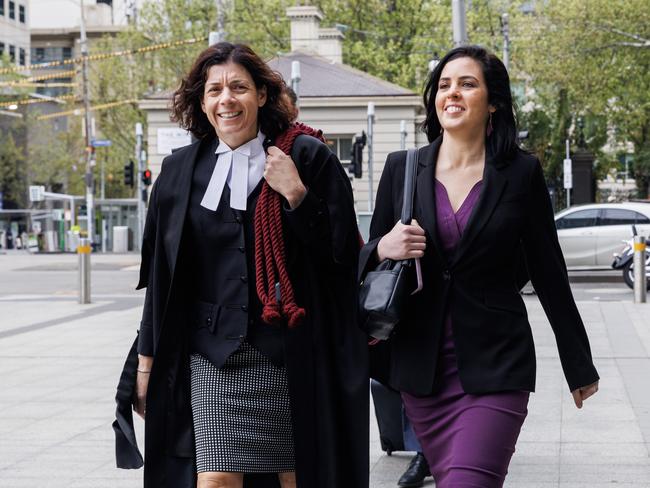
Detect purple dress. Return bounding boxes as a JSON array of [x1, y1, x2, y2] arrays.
[[401, 180, 530, 488]]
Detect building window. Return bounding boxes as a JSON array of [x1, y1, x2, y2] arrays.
[[36, 76, 72, 97], [32, 47, 44, 62], [18, 3, 24, 23], [9, 0, 14, 19], [19, 47, 25, 65], [326, 135, 354, 164], [30, 46, 73, 67], [0, 0, 5, 16], [0, 42, 4, 56], [9, 44, 15, 63]]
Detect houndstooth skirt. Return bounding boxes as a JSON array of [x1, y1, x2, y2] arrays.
[[189, 341, 295, 473]]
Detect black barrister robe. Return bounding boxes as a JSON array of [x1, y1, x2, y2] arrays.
[[114, 134, 369, 488]]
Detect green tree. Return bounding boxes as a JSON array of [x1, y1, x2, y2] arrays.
[[513, 0, 650, 196], [0, 132, 27, 208], [26, 110, 86, 195]]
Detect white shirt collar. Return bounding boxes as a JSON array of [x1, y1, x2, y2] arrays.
[[200, 131, 266, 212], [215, 130, 266, 157]]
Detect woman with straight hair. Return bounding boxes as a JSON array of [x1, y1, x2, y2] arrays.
[[360, 45, 599, 487], [114, 42, 368, 488]]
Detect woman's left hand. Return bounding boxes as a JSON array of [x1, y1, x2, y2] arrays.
[[264, 146, 307, 209], [571, 380, 599, 408]]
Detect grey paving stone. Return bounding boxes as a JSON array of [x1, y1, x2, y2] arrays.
[[559, 462, 650, 484], [1, 256, 649, 487]]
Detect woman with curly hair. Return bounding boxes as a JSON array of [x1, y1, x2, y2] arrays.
[[115, 42, 368, 488]]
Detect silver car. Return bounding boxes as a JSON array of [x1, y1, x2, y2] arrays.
[[554, 202, 650, 269]]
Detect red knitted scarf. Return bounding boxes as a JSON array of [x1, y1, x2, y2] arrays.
[[254, 122, 327, 328]]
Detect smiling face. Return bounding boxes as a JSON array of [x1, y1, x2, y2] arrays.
[[201, 61, 267, 149], [435, 56, 495, 137]]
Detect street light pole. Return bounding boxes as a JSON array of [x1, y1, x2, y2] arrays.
[[209, 0, 226, 45], [400, 120, 407, 150], [291, 60, 301, 101], [80, 0, 94, 245], [501, 13, 510, 71], [367, 102, 375, 212], [452, 0, 468, 46]]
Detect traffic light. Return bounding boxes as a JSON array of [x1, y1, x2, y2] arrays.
[[124, 160, 135, 187], [142, 169, 152, 186], [348, 131, 366, 179]]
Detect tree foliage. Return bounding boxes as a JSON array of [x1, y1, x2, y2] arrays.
[[2, 0, 649, 200], [513, 0, 650, 196], [0, 132, 26, 208]]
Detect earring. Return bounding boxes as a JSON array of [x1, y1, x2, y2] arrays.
[[487, 112, 494, 137]]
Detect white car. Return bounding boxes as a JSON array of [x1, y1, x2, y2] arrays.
[[554, 202, 650, 269]]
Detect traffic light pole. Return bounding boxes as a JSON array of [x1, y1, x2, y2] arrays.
[[135, 123, 144, 253]]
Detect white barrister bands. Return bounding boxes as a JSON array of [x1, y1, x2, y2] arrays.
[[200, 131, 266, 211]]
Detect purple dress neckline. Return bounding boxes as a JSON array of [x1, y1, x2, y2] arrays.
[[434, 179, 482, 253]]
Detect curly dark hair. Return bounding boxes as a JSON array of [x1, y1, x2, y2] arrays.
[[171, 42, 293, 140], [422, 45, 519, 161]]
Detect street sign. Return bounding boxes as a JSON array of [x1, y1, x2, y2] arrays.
[[157, 128, 191, 155], [91, 139, 112, 147], [29, 185, 45, 202], [563, 158, 573, 189]]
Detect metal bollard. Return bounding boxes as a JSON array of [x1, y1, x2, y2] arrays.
[[78, 237, 92, 304], [633, 236, 647, 303]]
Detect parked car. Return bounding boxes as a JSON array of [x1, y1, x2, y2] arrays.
[[554, 202, 650, 269]]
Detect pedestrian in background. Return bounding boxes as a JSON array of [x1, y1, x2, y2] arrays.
[[116, 42, 368, 488], [360, 45, 599, 488]]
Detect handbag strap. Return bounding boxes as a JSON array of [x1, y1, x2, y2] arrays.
[[400, 148, 418, 225]]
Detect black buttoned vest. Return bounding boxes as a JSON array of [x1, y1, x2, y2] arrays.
[[180, 144, 284, 369]]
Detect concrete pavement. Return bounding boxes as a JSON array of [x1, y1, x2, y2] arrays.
[[0, 251, 649, 487]]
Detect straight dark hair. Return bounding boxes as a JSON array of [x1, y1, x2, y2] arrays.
[[422, 45, 519, 161], [171, 42, 293, 140]]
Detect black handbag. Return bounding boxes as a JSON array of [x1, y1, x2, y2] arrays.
[[359, 147, 419, 341]]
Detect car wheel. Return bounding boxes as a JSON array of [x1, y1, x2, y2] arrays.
[[623, 260, 650, 290]]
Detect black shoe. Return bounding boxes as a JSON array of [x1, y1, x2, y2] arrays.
[[397, 452, 431, 487]]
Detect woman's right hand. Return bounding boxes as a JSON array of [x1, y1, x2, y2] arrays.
[[134, 354, 153, 419], [376, 219, 427, 261]]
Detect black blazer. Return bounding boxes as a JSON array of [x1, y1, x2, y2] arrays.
[[360, 136, 599, 396]]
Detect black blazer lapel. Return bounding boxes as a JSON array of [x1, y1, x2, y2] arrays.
[[162, 140, 203, 278], [415, 137, 446, 265], [450, 158, 507, 267]]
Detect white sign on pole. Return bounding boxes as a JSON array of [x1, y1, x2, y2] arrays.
[[563, 158, 573, 189], [29, 185, 45, 202], [157, 128, 192, 155]]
